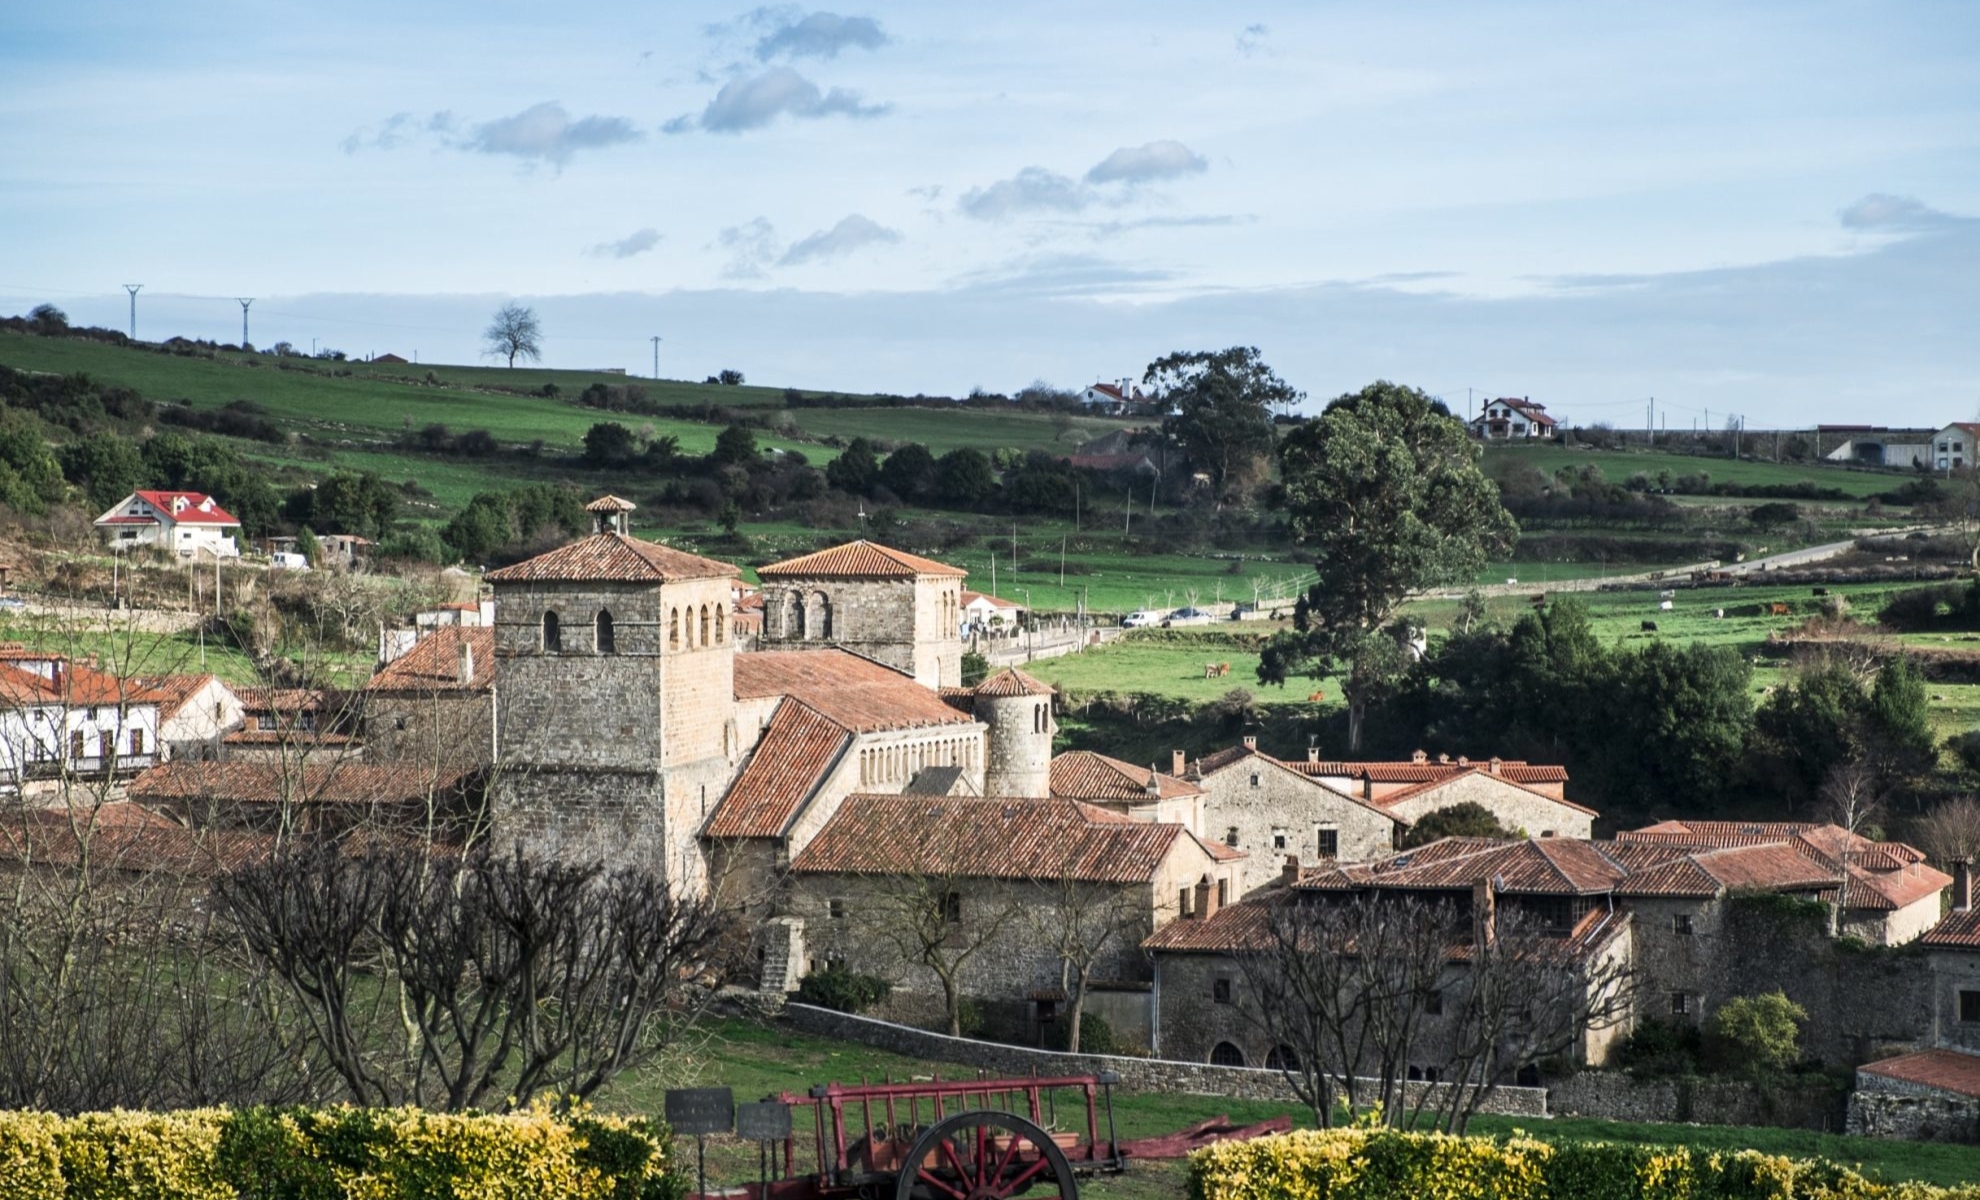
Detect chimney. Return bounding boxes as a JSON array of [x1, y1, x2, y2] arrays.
[[1307, 745, 1319, 764], [1437, 752, 1450, 765], [1145, 766, 1162, 799], [1489, 757, 1503, 776], [457, 640, 475, 687], [1242, 735, 1257, 752], [1955, 859, 1973, 912], [1412, 749, 1428, 764], [1172, 749, 1187, 777], [1194, 873, 1219, 920], [49, 661, 63, 694], [1456, 755, 1469, 766], [1472, 876, 1499, 948], [1281, 855, 1301, 886]]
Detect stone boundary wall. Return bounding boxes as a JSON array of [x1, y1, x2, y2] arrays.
[[1549, 1072, 1846, 1132], [1847, 1090, 1980, 1142], [781, 1004, 1549, 1117]]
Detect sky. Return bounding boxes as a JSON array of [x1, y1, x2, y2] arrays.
[[2, 1, 1977, 426]]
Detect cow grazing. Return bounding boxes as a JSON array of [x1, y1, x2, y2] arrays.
[[1641, 620, 1659, 632]]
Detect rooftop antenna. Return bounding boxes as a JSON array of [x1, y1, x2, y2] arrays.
[[122, 284, 142, 339], [856, 500, 868, 538], [237, 298, 253, 348], [651, 334, 662, 380]]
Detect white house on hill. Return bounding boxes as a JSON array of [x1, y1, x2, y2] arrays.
[[1470, 397, 1557, 440], [94, 491, 241, 559]]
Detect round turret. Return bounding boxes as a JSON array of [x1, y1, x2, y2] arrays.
[[973, 667, 1055, 798]]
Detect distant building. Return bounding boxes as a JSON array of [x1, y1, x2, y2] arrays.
[[1078, 381, 1147, 413], [1470, 397, 1557, 440], [0, 646, 161, 792], [370, 352, 408, 364], [961, 590, 1025, 629], [93, 491, 241, 559], [1820, 426, 1939, 468]]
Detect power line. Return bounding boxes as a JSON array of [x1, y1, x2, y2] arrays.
[[122, 284, 142, 339], [238, 298, 253, 347]]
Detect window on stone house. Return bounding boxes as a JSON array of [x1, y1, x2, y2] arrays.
[[1265, 1044, 1299, 1071], [1179, 887, 1193, 918], [1251, 773, 1260, 788], [1209, 1042, 1245, 1067], [942, 892, 962, 923], [1317, 828, 1339, 859], [1212, 978, 1232, 1005], [1670, 992, 1691, 1016], [1216, 878, 1229, 907], [701, 605, 711, 646], [1036, 998, 1057, 1024], [829, 898, 846, 920], [1962, 990, 1980, 1023], [1673, 914, 1694, 935], [543, 611, 562, 652], [1225, 826, 1239, 847], [1424, 988, 1444, 1015], [596, 609, 616, 654], [1272, 828, 1287, 851], [395, 715, 408, 731]]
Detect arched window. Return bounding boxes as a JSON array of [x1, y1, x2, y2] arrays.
[[542, 611, 561, 652], [669, 608, 680, 650], [596, 609, 616, 655], [1265, 1045, 1300, 1072], [787, 590, 804, 640], [700, 604, 711, 647], [1209, 1042, 1247, 1068], [805, 591, 832, 640], [716, 607, 725, 643]]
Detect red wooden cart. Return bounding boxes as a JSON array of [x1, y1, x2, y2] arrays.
[[725, 1071, 1289, 1200]]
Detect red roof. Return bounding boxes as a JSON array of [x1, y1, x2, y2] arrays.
[[367, 627, 495, 693], [758, 540, 966, 580], [703, 700, 852, 839], [1293, 758, 1570, 785], [130, 761, 473, 805], [0, 659, 160, 708], [790, 794, 1202, 883], [130, 674, 225, 721], [734, 650, 976, 733], [1050, 750, 1201, 803], [961, 590, 1024, 610], [133, 491, 241, 526], [1299, 837, 1629, 896], [1618, 820, 1947, 911], [973, 667, 1054, 697], [484, 533, 738, 584], [1859, 1049, 1980, 1099], [1922, 907, 1980, 949]]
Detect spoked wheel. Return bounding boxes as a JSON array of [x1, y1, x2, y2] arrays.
[[894, 1110, 1077, 1200]]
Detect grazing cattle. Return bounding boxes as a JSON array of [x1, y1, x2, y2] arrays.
[[1813, 588, 1829, 596], [1768, 602, 1791, 616], [1203, 662, 1231, 678], [1307, 691, 1326, 703], [1641, 620, 1659, 632], [1531, 594, 1547, 606]]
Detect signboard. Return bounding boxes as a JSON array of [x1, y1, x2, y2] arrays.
[[665, 1087, 735, 1136], [735, 1101, 793, 1142]]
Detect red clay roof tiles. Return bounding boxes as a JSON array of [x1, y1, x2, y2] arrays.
[[366, 627, 495, 693], [484, 533, 738, 583], [1859, 1049, 1980, 1098], [974, 667, 1055, 697], [129, 761, 473, 805], [734, 650, 977, 733], [703, 700, 852, 839], [1049, 750, 1201, 803], [757, 540, 966, 579]]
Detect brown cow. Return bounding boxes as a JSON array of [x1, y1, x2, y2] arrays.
[[1768, 602, 1791, 616], [1307, 691, 1326, 703], [1202, 661, 1231, 678]]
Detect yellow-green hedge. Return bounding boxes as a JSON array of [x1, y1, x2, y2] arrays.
[[1187, 1129, 1980, 1200], [0, 1105, 682, 1200]]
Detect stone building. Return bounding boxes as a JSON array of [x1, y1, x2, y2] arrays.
[[787, 792, 1241, 1043], [1185, 739, 1400, 893], [129, 673, 243, 762], [756, 540, 966, 688], [484, 500, 743, 888], [1296, 749, 1571, 803], [1049, 749, 1204, 828], [361, 626, 494, 775], [974, 668, 1056, 797]]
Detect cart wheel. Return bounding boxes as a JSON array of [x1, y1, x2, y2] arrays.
[[894, 1111, 1076, 1200]]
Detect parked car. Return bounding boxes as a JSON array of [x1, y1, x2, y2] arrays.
[[1122, 610, 1169, 629], [1164, 607, 1215, 626]]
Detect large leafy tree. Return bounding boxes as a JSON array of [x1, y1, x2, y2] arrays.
[[1261, 381, 1516, 749], [1144, 346, 1298, 498]]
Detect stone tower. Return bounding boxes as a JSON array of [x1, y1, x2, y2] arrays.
[[755, 540, 965, 687], [485, 497, 740, 889], [974, 667, 1056, 797]]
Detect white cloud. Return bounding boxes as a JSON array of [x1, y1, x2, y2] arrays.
[[958, 167, 1091, 220], [716, 217, 781, 278], [665, 66, 889, 134], [465, 102, 642, 165], [1840, 193, 1956, 232], [779, 214, 901, 265], [1084, 140, 1208, 185], [589, 228, 662, 259], [1235, 23, 1270, 56], [755, 10, 887, 60]]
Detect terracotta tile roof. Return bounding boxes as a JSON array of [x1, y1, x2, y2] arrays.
[[237, 687, 328, 713], [961, 590, 1023, 609], [1859, 1049, 1980, 1099], [130, 761, 474, 805], [366, 627, 495, 693], [1368, 769, 1599, 817], [484, 533, 738, 583], [1618, 820, 1947, 911], [1298, 837, 1629, 896], [223, 729, 356, 747], [790, 794, 1197, 883], [585, 494, 637, 512], [757, 540, 966, 580], [1143, 898, 1276, 952], [0, 810, 274, 876], [0, 659, 162, 708], [1921, 908, 1980, 948], [114, 490, 241, 526], [130, 674, 222, 721], [1050, 750, 1201, 803], [703, 700, 852, 839], [974, 667, 1055, 697], [734, 650, 977, 733]]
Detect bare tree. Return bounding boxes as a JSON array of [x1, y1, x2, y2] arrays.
[[1819, 761, 1887, 836], [1916, 797, 1980, 867], [868, 860, 1024, 1037], [218, 843, 735, 1110], [483, 303, 543, 369], [1025, 866, 1149, 1052]]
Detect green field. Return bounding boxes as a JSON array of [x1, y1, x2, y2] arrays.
[[599, 1017, 1980, 1196], [1483, 442, 1905, 500]]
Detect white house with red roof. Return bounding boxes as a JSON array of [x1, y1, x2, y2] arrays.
[[0, 646, 162, 791], [1469, 397, 1558, 440], [94, 491, 241, 559]]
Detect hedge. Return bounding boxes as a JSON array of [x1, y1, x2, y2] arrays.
[[0, 1105, 684, 1200], [1187, 1129, 1980, 1200]]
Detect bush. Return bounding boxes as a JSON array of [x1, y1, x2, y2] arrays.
[[1186, 1128, 1962, 1200], [961, 652, 990, 687], [1048, 1012, 1119, 1056], [0, 1106, 681, 1200], [795, 966, 892, 1014], [1708, 990, 1807, 1076], [1611, 1017, 1704, 1078]]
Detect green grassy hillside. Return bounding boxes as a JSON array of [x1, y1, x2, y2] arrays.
[[1484, 441, 1903, 499]]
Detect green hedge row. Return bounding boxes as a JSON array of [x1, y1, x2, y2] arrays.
[[0, 1105, 683, 1200], [1187, 1129, 1980, 1200]]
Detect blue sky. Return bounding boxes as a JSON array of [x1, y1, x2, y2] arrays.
[[3, 1, 1977, 425]]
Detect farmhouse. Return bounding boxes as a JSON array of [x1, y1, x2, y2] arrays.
[[93, 490, 241, 559], [0, 647, 161, 793], [960, 589, 1026, 629], [1185, 739, 1402, 893], [129, 673, 243, 761], [1468, 397, 1557, 440]]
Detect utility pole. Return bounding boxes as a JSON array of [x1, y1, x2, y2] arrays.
[[123, 284, 142, 339], [238, 298, 253, 348], [1647, 396, 1655, 446], [651, 335, 662, 379]]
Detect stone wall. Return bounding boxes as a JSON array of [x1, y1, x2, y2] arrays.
[[782, 1003, 1549, 1116], [1381, 771, 1594, 840], [761, 575, 961, 688], [1195, 755, 1396, 895], [1847, 1089, 1980, 1142], [1550, 1071, 1847, 1131]]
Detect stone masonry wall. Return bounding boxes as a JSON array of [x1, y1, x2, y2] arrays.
[[781, 1004, 1549, 1116], [1550, 1071, 1846, 1132], [1196, 757, 1396, 896], [1382, 772, 1594, 840], [1848, 1089, 1980, 1142]]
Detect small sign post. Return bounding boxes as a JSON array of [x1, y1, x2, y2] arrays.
[[736, 1102, 793, 1197], [666, 1087, 735, 1198]]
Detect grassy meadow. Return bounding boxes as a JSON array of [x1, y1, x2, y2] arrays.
[[1481, 441, 1906, 499]]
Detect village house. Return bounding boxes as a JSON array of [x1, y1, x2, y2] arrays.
[[960, 589, 1026, 631], [1050, 749, 1205, 829], [129, 759, 479, 837], [93, 490, 241, 559], [0, 647, 160, 794], [361, 625, 494, 773], [1468, 397, 1558, 440], [1185, 740, 1403, 893], [756, 540, 967, 688], [129, 673, 243, 761], [787, 792, 1241, 1046], [223, 686, 359, 763]]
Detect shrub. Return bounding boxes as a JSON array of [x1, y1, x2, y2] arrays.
[[795, 966, 893, 1014], [1048, 1012, 1119, 1056], [1708, 990, 1807, 1076], [1611, 1017, 1704, 1078], [960, 652, 990, 687]]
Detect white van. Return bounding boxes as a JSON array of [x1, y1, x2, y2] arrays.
[[1122, 610, 1168, 629]]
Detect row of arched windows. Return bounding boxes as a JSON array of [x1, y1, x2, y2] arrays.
[[1031, 701, 1050, 734], [668, 604, 724, 651], [858, 737, 978, 786], [940, 589, 959, 637], [773, 590, 833, 641], [541, 609, 616, 654]]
